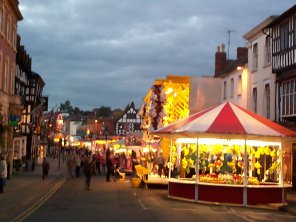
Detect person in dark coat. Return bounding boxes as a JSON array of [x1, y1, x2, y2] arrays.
[[0, 155, 7, 193], [42, 158, 50, 180], [83, 156, 95, 190], [106, 149, 114, 182]]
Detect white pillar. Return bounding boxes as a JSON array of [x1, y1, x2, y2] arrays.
[[195, 138, 199, 202], [243, 139, 247, 207]]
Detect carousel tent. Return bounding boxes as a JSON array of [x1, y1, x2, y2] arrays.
[[153, 101, 296, 206], [154, 101, 296, 140]]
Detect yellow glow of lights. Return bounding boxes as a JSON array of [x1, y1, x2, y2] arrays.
[[166, 88, 173, 94], [176, 138, 281, 147]]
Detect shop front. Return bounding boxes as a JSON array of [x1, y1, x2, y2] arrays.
[[154, 102, 296, 206]]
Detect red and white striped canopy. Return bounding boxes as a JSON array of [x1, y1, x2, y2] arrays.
[[154, 102, 296, 140]]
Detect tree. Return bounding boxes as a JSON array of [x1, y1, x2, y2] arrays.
[[59, 100, 82, 115], [59, 100, 73, 113], [93, 106, 112, 117]]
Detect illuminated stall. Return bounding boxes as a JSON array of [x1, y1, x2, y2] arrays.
[[153, 102, 295, 206], [139, 75, 221, 160]]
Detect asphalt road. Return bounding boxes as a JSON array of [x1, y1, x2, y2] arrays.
[[7, 174, 295, 222]]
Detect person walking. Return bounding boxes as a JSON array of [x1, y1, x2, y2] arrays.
[[0, 155, 7, 193], [75, 154, 81, 178], [66, 151, 75, 178], [101, 153, 106, 175], [42, 157, 50, 180], [106, 149, 114, 182], [131, 150, 139, 178], [157, 152, 165, 177], [83, 156, 95, 190]]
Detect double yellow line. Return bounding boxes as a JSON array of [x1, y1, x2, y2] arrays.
[[11, 176, 67, 222]]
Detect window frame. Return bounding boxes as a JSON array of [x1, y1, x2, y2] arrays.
[[252, 43, 258, 72]]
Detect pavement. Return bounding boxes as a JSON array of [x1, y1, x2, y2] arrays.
[[0, 156, 68, 221], [0, 156, 296, 220]]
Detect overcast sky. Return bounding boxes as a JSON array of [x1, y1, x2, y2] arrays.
[[18, 0, 295, 111]]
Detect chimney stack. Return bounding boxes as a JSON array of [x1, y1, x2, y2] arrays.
[[215, 44, 227, 77], [237, 47, 247, 59]]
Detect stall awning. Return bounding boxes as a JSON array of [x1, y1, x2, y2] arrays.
[[153, 101, 296, 140]]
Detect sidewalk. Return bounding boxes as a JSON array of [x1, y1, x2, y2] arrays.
[[282, 189, 296, 216], [0, 156, 67, 221]]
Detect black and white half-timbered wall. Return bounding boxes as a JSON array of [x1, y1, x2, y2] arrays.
[[264, 4, 296, 189], [115, 103, 142, 136]]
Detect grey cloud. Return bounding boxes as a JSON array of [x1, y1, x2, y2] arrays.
[[18, 0, 294, 110]]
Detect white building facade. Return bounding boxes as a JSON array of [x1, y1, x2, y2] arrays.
[[243, 16, 277, 121]]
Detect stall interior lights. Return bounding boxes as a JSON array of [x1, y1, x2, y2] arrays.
[[246, 140, 281, 147], [166, 88, 173, 94], [176, 138, 197, 144], [143, 147, 150, 153], [142, 147, 157, 153], [176, 138, 281, 147]]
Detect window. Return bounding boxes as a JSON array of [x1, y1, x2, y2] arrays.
[[6, 16, 10, 43], [4, 59, 9, 93], [223, 80, 227, 99], [252, 43, 258, 71], [12, 26, 16, 49], [263, 83, 270, 119], [10, 64, 14, 94], [282, 79, 296, 117], [252, 87, 257, 113], [0, 8, 2, 34], [0, 50, 2, 90], [280, 22, 289, 50], [237, 75, 242, 95], [264, 36, 271, 66], [230, 78, 234, 98]]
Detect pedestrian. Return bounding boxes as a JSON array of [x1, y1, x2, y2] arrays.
[[83, 156, 94, 190], [75, 154, 81, 177], [157, 152, 165, 177], [6, 156, 10, 179], [42, 158, 50, 180], [131, 150, 139, 178], [106, 149, 114, 182], [96, 154, 102, 175], [31, 158, 35, 171], [0, 155, 7, 193], [67, 151, 75, 178], [101, 153, 106, 175]]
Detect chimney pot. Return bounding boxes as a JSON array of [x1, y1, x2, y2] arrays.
[[221, 44, 225, 52]]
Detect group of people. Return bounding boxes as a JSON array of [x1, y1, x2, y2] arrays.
[[61, 148, 126, 190], [0, 146, 175, 194]]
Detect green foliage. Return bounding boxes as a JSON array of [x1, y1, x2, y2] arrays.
[[93, 106, 112, 117], [59, 100, 83, 115], [59, 101, 112, 117]]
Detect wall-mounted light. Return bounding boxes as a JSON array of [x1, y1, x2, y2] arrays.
[[237, 66, 242, 71]]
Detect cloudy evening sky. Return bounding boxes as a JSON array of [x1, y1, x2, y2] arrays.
[[18, 0, 295, 111]]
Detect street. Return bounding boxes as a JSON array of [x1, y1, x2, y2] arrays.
[[6, 174, 296, 222]]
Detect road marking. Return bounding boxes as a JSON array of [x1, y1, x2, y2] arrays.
[[137, 198, 148, 210], [10, 176, 67, 222], [226, 207, 256, 222]]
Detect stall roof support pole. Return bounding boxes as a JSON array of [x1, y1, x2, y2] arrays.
[[280, 142, 285, 206], [168, 139, 172, 179], [243, 139, 247, 207], [195, 138, 199, 202]]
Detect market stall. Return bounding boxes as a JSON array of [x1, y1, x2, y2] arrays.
[[153, 101, 296, 206]]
